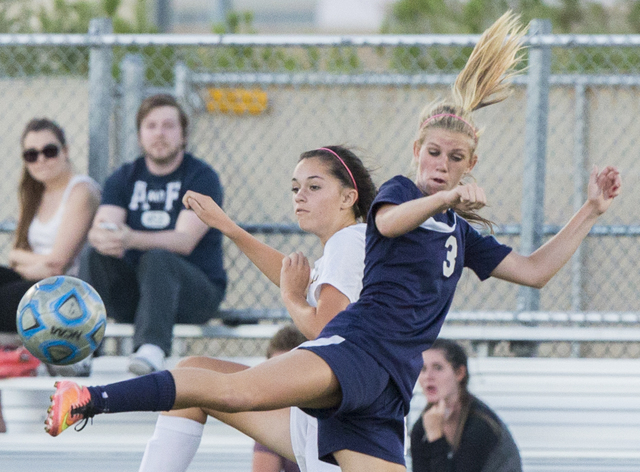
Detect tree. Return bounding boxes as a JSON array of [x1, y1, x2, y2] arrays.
[[0, 0, 31, 33], [383, 0, 640, 34], [630, 0, 640, 33], [382, 0, 463, 34], [0, 0, 165, 79], [0, 0, 156, 34], [382, 0, 640, 73]]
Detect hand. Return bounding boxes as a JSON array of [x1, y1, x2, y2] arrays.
[[8, 249, 19, 268], [587, 165, 621, 216], [11, 260, 49, 281], [422, 399, 450, 442], [88, 220, 130, 258], [182, 190, 235, 235], [8, 248, 47, 280], [442, 183, 487, 212], [8, 249, 31, 271], [280, 251, 311, 301]]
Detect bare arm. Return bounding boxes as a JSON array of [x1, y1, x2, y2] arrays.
[[88, 204, 208, 258], [491, 166, 621, 288], [10, 182, 100, 280], [280, 251, 351, 340], [183, 190, 285, 286], [375, 183, 486, 238], [87, 205, 127, 257], [125, 209, 208, 255]]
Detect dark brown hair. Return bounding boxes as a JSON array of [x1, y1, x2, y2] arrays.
[[14, 118, 67, 250], [427, 339, 472, 451], [430, 338, 470, 392], [266, 324, 307, 359], [298, 146, 377, 222], [136, 94, 189, 145]]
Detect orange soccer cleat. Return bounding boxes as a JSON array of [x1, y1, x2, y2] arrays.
[[45, 380, 94, 437]]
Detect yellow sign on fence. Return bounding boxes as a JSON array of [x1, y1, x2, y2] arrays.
[[206, 88, 268, 115]]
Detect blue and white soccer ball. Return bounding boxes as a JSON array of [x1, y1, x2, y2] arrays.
[[16, 276, 107, 365]]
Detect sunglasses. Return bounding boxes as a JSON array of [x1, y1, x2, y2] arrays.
[[22, 144, 60, 163]]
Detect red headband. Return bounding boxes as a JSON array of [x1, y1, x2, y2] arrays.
[[317, 147, 358, 195], [420, 113, 478, 143]]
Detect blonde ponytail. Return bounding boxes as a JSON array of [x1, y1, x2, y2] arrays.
[[415, 11, 528, 231], [452, 10, 527, 112], [418, 11, 528, 145]]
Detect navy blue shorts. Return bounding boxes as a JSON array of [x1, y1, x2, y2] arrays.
[[298, 335, 406, 466]]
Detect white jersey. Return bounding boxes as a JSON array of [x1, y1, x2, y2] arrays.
[[291, 223, 366, 472], [28, 175, 99, 276], [307, 223, 366, 306]]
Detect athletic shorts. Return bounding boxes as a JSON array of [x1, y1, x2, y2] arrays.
[[290, 407, 340, 472], [298, 335, 406, 466]]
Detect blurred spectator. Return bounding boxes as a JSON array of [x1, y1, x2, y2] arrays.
[[410, 339, 522, 472], [79, 94, 227, 376], [0, 118, 100, 430], [252, 324, 307, 472]]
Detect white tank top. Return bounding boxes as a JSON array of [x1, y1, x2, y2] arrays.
[[28, 175, 99, 276]]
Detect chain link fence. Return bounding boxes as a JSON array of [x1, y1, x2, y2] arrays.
[[1, 19, 639, 358]]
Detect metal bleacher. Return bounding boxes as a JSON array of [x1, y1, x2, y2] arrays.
[[2, 354, 640, 471], [0, 356, 259, 472]]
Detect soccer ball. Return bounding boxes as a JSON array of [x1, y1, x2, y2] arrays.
[[16, 276, 107, 366]]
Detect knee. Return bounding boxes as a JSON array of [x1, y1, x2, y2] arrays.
[[137, 250, 179, 279], [216, 388, 256, 413], [175, 356, 210, 369], [139, 249, 174, 268], [175, 357, 255, 411]]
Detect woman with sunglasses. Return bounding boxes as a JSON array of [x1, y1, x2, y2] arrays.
[[0, 118, 100, 395]]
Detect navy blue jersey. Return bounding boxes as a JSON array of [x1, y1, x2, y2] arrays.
[[101, 153, 226, 290], [319, 175, 511, 411]]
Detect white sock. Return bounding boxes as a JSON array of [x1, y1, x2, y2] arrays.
[[134, 344, 165, 370], [139, 414, 205, 472]]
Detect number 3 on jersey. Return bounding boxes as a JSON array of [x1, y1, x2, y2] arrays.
[[443, 235, 457, 277]]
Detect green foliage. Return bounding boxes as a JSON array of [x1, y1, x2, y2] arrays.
[[388, 44, 473, 72], [103, 0, 120, 18], [36, 0, 93, 33], [0, 0, 168, 81], [554, 0, 583, 32], [385, 0, 640, 34], [383, 0, 640, 73], [212, 10, 256, 34], [391, 0, 448, 32], [26, 0, 157, 34], [208, 11, 273, 72], [0, 0, 31, 34], [204, 10, 359, 73], [462, 0, 512, 33], [630, 1, 640, 33]]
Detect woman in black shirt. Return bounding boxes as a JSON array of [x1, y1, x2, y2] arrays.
[[410, 339, 522, 472]]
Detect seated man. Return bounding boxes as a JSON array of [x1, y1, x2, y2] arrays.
[[80, 94, 226, 375]]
